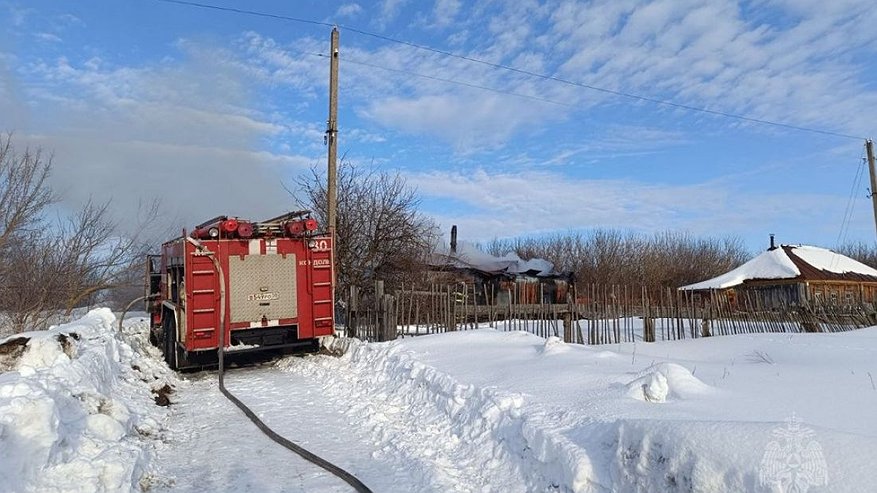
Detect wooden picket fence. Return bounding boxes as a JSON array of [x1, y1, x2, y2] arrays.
[[343, 281, 398, 342], [344, 282, 877, 344]]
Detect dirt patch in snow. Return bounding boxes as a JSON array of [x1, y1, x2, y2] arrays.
[[315, 345, 345, 357], [152, 383, 175, 407], [56, 332, 80, 358], [0, 336, 30, 372]]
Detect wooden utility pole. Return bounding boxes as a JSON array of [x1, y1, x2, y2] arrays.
[[327, 27, 339, 294], [327, 27, 339, 243], [867, 139, 877, 240]]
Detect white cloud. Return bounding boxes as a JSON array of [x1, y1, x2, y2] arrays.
[[239, 32, 325, 96], [360, 91, 560, 152], [405, 168, 855, 245], [347, 128, 386, 144], [55, 13, 82, 26], [379, 0, 408, 27], [7, 5, 34, 27], [534, 125, 689, 167], [34, 32, 62, 43], [7, 1, 876, 248], [432, 0, 461, 28], [241, 34, 569, 151], [335, 3, 363, 19], [244, 0, 876, 155], [547, 0, 877, 137]]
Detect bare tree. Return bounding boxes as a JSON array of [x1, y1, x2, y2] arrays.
[[837, 241, 877, 269], [0, 133, 55, 251], [640, 231, 748, 290], [1, 198, 158, 331], [0, 133, 161, 334], [296, 161, 438, 297], [56, 199, 158, 314], [477, 228, 748, 294]]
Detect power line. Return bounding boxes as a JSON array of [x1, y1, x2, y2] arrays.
[[155, 0, 333, 28], [294, 50, 575, 108], [836, 150, 868, 249], [154, 0, 867, 142], [326, 55, 574, 109]]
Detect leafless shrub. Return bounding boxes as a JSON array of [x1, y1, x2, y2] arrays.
[[0, 133, 160, 333], [1, 198, 157, 331], [296, 160, 438, 298]]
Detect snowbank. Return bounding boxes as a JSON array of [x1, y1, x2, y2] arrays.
[[0, 309, 174, 493], [12, 309, 872, 492], [302, 328, 877, 492]]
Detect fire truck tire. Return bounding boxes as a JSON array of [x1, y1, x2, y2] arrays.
[[162, 313, 176, 369], [163, 313, 192, 371]]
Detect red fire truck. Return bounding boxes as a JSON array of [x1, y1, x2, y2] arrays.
[[146, 212, 334, 370]]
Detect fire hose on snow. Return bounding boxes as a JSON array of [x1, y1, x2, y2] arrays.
[[186, 237, 373, 493]]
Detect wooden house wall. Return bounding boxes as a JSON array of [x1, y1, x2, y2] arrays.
[[806, 282, 877, 304], [736, 283, 802, 309], [694, 280, 877, 309]]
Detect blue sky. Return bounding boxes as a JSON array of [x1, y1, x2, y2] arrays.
[[2, 0, 876, 254]]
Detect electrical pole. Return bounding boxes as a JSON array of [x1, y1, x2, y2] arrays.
[[327, 27, 339, 244], [867, 139, 877, 240], [327, 27, 339, 292]]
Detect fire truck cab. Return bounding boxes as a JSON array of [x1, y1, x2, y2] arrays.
[[146, 212, 334, 370]]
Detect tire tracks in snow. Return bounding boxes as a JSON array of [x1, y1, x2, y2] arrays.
[[151, 366, 411, 493]]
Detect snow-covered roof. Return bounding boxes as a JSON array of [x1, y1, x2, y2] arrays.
[[679, 245, 877, 290], [430, 240, 563, 277]]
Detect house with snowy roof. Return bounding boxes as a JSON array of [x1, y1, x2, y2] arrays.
[[678, 239, 877, 309]]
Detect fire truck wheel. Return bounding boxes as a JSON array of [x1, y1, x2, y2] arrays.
[[163, 313, 178, 370]]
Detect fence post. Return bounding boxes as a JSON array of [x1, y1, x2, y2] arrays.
[[374, 280, 385, 341], [563, 311, 573, 343], [448, 284, 458, 332], [348, 285, 358, 339], [644, 316, 655, 342], [382, 293, 397, 341]]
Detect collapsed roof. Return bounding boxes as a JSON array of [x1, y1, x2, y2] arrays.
[[429, 240, 566, 278]]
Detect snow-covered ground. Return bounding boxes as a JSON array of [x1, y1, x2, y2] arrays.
[[150, 364, 423, 492], [3, 310, 877, 492]]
